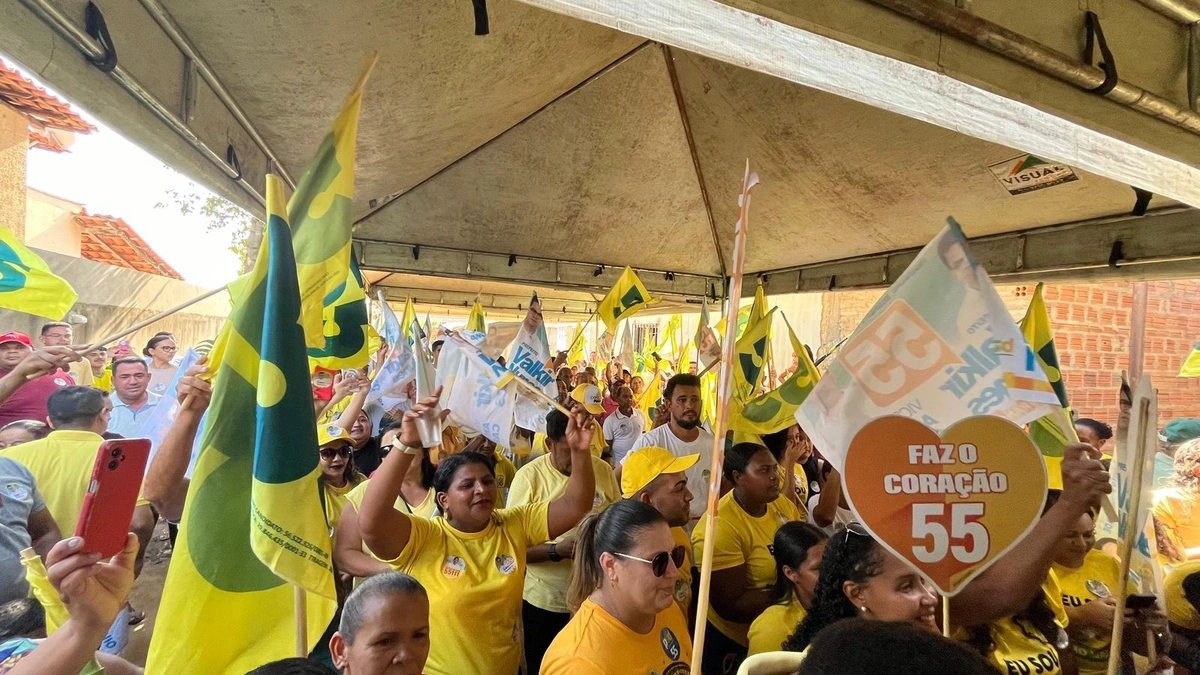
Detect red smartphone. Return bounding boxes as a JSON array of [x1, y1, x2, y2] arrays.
[[75, 439, 151, 559]]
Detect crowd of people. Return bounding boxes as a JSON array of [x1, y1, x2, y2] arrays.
[[0, 319, 1199, 675]]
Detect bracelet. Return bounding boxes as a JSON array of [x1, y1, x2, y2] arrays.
[[391, 439, 422, 455]]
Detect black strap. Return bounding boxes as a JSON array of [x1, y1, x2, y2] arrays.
[[1131, 187, 1153, 216], [225, 145, 243, 181], [1083, 12, 1119, 95], [84, 2, 118, 73], [472, 0, 490, 35]]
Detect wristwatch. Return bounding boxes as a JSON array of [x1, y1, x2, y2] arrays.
[[548, 543, 562, 562], [390, 437, 422, 455]]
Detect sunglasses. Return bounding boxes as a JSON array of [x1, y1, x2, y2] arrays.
[[613, 545, 687, 577], [319, 447, 351, 459], [843, 521, 870, 543]]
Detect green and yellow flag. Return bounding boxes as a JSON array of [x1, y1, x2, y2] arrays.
[[466, 300, 487, 334], [0, 225, 77, 320], [732, 307, 775, 406], [146, 176, 337, 674], [598, 266, 659, 332], [1019, 283, 1074, 488], [733, 314, 819, 435], [567, 323, 586, 365], [292, 57, 372, 350], [308, 256, 370, 369], [401, 296, 417, 343], [1181, 341, 1200, 377]]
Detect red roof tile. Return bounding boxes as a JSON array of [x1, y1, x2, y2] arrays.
[[72, 211, 184, 280], [0, 60, 95, 152]]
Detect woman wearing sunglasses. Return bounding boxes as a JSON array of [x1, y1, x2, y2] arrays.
[[747, 521, 828, 656], [692, 442, 804, 674], [318, 425, 366, 533], [541, 499, 691, 674]]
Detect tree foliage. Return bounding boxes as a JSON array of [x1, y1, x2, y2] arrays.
[[155, 183, 261, 272]]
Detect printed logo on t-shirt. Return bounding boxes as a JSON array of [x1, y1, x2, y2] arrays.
[[441, 555, 467, 579], [660, 627, 681, 661], [495, 553, 517, 575], [1085, 579, 1111, 599], [3, 482, 29, 501]]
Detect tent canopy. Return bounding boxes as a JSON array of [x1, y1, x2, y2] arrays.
[[5, 0, 1199, 299]]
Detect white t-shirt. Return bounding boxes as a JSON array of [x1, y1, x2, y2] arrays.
[[622, 424, 715, 521], [602, 409, 645, 465]]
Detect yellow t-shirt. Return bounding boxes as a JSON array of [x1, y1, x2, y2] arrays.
[[777, 465, 810, 521], [748, 598, 807, 656], [493, 450, 517, 507], [1152, 488, 1200, 563], [672, 526, 694, 617], [541, 598, 692, 675], [91, 367, 112, 393], [985, 572, 1069, 675], [1053, 550, 1120, 675], [505, 454, 621, 613], [381, 502, 551, 675], [0, 430, 147, 536], [345, 478, 436, 519], [692, 491, 803, 646], [323, 478, 363, 532]]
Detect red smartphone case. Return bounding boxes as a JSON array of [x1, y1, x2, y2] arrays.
[[76, 439, 151, 559]]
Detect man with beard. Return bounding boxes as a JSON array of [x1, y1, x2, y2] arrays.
[[618, 374, 713, 526]]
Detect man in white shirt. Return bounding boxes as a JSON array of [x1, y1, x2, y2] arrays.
[[619, 373, 713, 523], [602, 384, 644, 465], [107, 357, 160, 438]]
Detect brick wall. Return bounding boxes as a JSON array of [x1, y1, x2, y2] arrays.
[[819, 280, 1200, 428]]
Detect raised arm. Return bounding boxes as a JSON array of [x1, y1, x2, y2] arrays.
[[360, 388, 444, 561], [812, 465, 842, 528], [333, 373, 370, 434], [546, 410, 597, 539], [952, 443, 1110, 626], [143, 360, 212, 521], [0, 346, 82, 405], [333, 502, 391, 579]]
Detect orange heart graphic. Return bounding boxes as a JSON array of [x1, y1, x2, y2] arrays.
[[842, 415, 1047, 596]]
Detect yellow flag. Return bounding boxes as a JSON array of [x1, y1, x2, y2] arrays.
[[401, 296, 417, 342], [307, 256, 370, 369], [732, 307, 775, 406], [1020, 283, 1074, 488], [598, 266, 659, 332], [293, 56, 372, 349], [1181, 341, 1200, 377], [147, 176, 337, 673], [0, 225, 78, 320], [732, 314, 819, 435], [567, 322, 586, 365], [467, 300, 487, 334]]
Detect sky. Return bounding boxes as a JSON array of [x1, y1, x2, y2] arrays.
[[14, 61, 242, 289]]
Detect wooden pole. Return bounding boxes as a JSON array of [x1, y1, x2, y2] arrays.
[[1128, 282, 1149, 381], [942, 597, 950, 638], [695, 357, 720, 378], [691, 161, 757, 675], [78, 283, 231, 356], [1105, 394, 1152, 675], [293, 584, 308, 657]]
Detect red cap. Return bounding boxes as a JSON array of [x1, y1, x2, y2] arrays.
[[0, 332, 33, 348]]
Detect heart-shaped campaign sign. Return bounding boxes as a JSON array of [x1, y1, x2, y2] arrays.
[[842, 415, 1047, 596]]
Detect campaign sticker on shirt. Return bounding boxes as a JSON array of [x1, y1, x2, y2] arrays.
[[53, 378, 68, 386], [660, 627, 681, 661], [3, 482, 29, 501], [1086, 579, 1111, 598], [152, 382, 167, 394], [674, 578, 688, 603], [441, 555, 466, 579], [495, 553, 517, 575], [591, 492, 604, 510]]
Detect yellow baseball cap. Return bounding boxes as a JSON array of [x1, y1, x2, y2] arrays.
[[621, 447, 700, 498], [571, 384, 605, 415], [1164, 559, 1200, 630], [317, 424, 352, 448]]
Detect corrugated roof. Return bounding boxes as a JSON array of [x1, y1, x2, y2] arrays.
[[0, 60, 95, 152], [73, 211, 184, 280]]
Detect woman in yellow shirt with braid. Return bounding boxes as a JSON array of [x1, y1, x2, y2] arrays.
[[359, 389, 598, 675]]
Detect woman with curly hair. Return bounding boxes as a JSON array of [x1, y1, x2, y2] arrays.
[[1153, 438, 1200, 563]]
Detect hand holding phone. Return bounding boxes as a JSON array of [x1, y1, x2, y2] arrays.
[[75, 440, 151, 559]]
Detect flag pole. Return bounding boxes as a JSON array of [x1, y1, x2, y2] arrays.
[[691, 161, 757, 675], [695, 357, 720, 378], [1106, 393, 1153, 675], [293, 584, 308, 657]]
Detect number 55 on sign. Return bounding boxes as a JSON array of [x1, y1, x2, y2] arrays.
[[842, 415, 1047, 596]]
